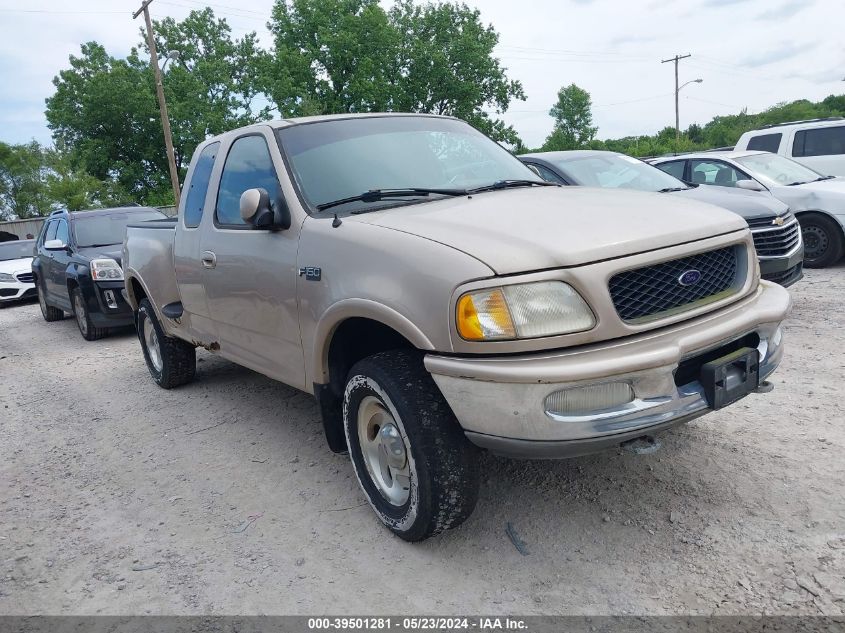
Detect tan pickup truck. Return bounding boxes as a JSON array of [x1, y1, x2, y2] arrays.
[[123, 113, 791, 541]]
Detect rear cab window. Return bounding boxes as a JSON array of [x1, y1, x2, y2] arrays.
[[747, 133, 782, 153], [792, 126, 845, 157], [183, 143, 219, 228]]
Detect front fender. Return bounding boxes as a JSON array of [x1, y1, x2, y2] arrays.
[[311, 299, 436, 384]]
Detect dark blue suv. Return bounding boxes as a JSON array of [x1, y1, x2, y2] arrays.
[[32, 206, 166, 340]]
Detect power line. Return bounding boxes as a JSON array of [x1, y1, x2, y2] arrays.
[[0, 8, 128, 13]]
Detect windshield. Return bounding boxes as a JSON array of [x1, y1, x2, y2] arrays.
[[552, 153, 687, 191], [73, 211, 166, 247], [277, 116, 542, 212], [734, 153, 822, 186], [0, 240, 35, 261]]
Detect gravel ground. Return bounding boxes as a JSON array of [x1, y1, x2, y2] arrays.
[[1, 267, 844, 616]]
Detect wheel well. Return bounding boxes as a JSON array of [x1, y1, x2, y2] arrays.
[[317, 318, 417, 453], [66, 278, 79, 293], [129, 277, 148, 306], [326, 318, 416, 396]]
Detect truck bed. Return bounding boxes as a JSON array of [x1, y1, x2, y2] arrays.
[[123, 219, 181, 318]]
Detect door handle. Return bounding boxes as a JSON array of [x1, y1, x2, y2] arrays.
[[201, 251, 217, 269]]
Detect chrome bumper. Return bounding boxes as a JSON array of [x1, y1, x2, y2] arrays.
[[425, 281, 791, 459]]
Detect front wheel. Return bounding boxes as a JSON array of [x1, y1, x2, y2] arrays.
[[799, 212, 844, 268], [137, 298, 196, 389], [71, 287, 108, 341], [343, 350, 480, 542]]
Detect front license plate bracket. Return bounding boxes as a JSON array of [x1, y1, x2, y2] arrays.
[[700, 347, 760, 410]]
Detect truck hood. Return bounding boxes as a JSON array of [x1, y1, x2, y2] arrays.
[[0, 257, 32, 275], [670, 185, 788, 222], [350, 186, 748, 274], [769, 177, 845, 215]]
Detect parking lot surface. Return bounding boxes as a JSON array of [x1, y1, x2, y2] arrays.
[[1, 268, 844, 615]]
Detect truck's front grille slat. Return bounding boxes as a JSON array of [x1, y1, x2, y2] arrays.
[[609, 246, 740, 323], [751, 221, 801, 257]]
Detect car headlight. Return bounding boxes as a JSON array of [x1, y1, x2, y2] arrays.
[[0, 272, 15, 282], [90, 258, 124, 282], [456, 281, 596, 341]]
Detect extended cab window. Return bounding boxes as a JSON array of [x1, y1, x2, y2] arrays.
[[184, 142, 219, 228], [216, 135, 281, 227], [792, 126, 845, 157], [747, 133, 781, 153]]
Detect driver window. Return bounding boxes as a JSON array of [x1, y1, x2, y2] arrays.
[[44, 221, 58, 242], [216, 135, 282, 227], [690, 160, 743, 188], [55, 220, 69, 245]]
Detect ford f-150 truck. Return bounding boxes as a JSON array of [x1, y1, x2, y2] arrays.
[[123, 113, 792, 541]]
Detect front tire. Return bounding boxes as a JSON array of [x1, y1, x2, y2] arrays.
[[71, 287, 108, 341], [799, 212, 844, 268], [137, 298, 196, 389], [38, 283, 64, 322], [343, 350, 480, 542]]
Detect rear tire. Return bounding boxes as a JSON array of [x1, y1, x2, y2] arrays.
[[343, 349, 480, 542], [137, 298, 196, 389], [38, 283, 64, 322], [799, 212, 844, 268], [71, 287, 108, 341]]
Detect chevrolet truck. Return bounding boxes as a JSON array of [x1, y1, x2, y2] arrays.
[[123, 114, 792, 541]]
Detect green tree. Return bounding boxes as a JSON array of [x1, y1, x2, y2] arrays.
[[542, 84, 597, 151], [46, 10, 263, 205], [261, 0, 525, 144], [0, 141, 51, 220], [388, 0, 525, 145]]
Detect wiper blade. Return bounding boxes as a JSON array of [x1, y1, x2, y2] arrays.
[[86, 243, 119, 248], [315, 187, 466, 212], [786, 181, 808, 186], [657, 187, 690, 193], [466, 179, 556, 194], [815, 175, 836, 181]]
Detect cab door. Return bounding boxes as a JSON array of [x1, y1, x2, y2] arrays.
[[199, 129, 305, 389], [47, 219, 73, 309], [174, 141, 220, 341]]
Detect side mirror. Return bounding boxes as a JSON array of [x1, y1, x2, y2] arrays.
[[239, 188, 291, 230], [736, 179, 765, 192], [44, 239, 67, 251]]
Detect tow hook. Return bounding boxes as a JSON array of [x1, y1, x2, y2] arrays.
[[620, 435, 662, 455], [754, 380, 775, 394]]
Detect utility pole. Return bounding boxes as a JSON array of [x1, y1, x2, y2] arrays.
[[134, 0, 181, 206], [662, 53, 691, 141]]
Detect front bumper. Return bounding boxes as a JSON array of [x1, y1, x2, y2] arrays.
[[758, 241, 804, 288], [84, 280, 134, 327], [425, 281, 791, 459], [0, 280, 36, 303]]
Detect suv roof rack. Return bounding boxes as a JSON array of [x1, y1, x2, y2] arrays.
[[703, 146, 735, 152], [49, 209, 66, 216], [760, 117, 844, 130]]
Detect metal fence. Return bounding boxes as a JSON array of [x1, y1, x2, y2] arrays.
[[0, 206, 177, 240]]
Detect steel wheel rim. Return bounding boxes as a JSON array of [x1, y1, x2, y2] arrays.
[[73, 293, 88, 335], [802, 225, 828, 259], [143, 317, 163, 372], [357, 395, 411, 506]]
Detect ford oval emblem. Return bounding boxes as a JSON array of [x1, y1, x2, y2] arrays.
[[678, 269, 702, 287]]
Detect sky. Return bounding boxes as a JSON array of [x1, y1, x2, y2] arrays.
[[0, 0, 843, 149]]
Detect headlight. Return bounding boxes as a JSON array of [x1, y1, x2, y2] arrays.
[[456, 281, 596, 341], [0, 273, 15, 282], [90, 258, 124, 282]]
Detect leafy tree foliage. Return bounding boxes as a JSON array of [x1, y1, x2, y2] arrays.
[[541, 84, 597, 151], [0, 142, 51, 219]]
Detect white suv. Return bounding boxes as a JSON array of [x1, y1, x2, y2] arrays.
[[735, 118, 845, 178]]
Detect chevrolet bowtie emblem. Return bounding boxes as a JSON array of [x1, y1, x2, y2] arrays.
[[772, 216, 785, 226]]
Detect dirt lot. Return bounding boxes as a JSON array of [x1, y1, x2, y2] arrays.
[[1, 267, 844, 616]]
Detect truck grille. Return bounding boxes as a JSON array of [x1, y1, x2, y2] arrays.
[[16, 272, 34, 283], [751, 220, 801, 258], [609, 246, 740, 323]]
